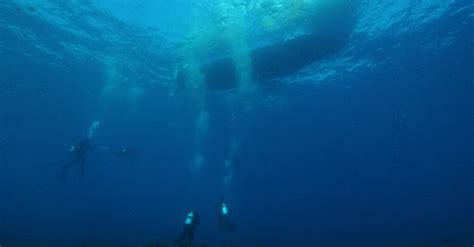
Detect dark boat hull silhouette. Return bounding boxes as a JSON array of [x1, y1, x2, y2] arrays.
[[177, 1, 361, 90]]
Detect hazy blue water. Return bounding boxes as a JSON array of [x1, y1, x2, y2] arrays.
[[0, 1, 473, 247]]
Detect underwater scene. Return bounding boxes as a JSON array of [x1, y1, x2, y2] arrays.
[[0, 0, 473, 246]]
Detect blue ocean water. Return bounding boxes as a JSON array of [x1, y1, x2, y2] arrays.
[[0, 0, 473, 247]]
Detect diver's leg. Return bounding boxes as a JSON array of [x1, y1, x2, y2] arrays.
[[175, 228, 190, 247], [78, 159, 86, 183], [185, 234, 194, 247], [182, 229, 194, 247], [175, 232, 185, 245], [60, 158, 77, 180], [219, 216, 229, 229]]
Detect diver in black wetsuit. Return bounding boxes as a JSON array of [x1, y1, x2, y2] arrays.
[[174, 210, 200, 247], [218, 199, 235, 231], [61, 138, 94, 182]]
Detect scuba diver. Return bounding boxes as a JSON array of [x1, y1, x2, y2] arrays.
[[59, 121, 136, 182], [217, 199, 235, 231], [61, 121, 100, 182], [174, 210, 200, 247], [61, 137, 94, 182]]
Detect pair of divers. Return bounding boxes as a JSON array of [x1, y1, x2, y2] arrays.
[[61, 121, 137, 182], [173, 199, 235, 247]]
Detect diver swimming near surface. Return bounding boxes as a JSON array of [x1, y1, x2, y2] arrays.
[[60, 121, 137, 182], [61, 137, 95, 182], [61, 121, 100, 183]]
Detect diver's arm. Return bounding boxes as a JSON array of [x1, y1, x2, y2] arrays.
[[93, 146, 111, 151]]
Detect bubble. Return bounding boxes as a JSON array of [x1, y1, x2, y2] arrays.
[[191, 153, 204, 175]]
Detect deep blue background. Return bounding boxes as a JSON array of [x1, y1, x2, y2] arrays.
[[0, 1, 473, 247]]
